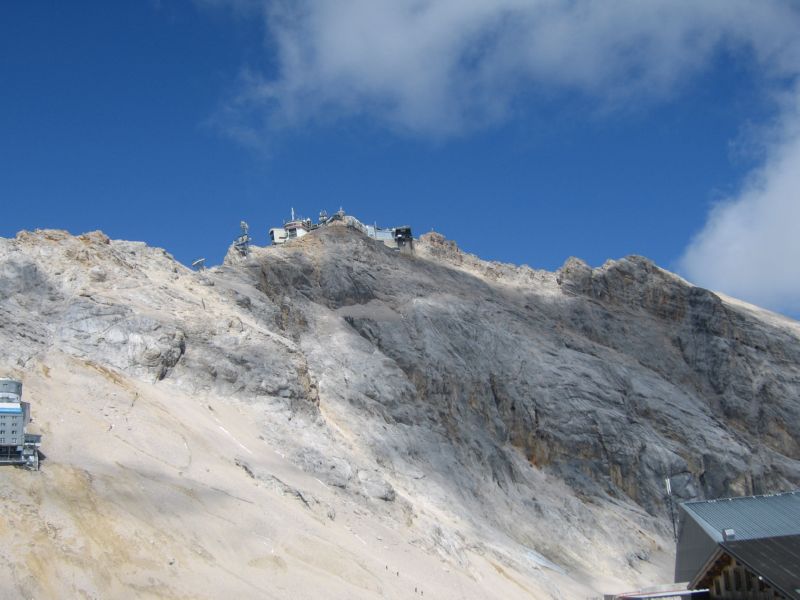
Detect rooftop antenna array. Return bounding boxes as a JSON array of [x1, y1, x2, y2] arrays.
[[234, 220, 252, 257]]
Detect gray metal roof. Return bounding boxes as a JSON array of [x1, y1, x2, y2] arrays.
[[723, 535, 800, 600], [682, 491, 800, 541]]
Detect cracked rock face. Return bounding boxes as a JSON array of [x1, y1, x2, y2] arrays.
[[1, 225, 799, 597]]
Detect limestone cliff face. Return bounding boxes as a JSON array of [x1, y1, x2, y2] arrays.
[[556, 256, 800, 471], [1, 225, 799, 597], [254, 227, 800, 508]]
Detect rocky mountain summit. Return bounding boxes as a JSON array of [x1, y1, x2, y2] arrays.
[[1, 224, 798, 599]]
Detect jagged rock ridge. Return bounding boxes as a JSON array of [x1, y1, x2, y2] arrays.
[[0, 225, 798, 599]]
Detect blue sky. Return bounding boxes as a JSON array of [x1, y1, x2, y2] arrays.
[[2, 1, 800, 315]]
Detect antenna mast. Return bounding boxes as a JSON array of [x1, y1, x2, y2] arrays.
[[665, 476, 677, 542], [234, 220, 251, 257]]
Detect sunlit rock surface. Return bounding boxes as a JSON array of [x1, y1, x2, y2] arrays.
[[0, 225, 798, 598]]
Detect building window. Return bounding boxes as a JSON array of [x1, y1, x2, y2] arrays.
[[734, 569, 742, 590]]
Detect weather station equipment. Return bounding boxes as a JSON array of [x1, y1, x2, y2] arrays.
[[233, 221, 252, 257]]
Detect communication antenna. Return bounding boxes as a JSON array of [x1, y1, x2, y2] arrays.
[[234, 220, 252, 257], [291, 207, 295, 221], [191, 258, 206, 271], [665, 476, 678, 542]]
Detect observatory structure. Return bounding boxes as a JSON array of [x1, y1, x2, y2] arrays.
[[269, 208, 312, 245], [268, 208, 413, 251], [0, 378, 41, 470]]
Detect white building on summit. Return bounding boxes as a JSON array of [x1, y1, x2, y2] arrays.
[[269, 208, 312, 245], [268, 208, 413, 251]]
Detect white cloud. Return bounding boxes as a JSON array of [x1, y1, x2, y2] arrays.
[[679, 90, 800, 313], [229, 0, 800, 135]]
